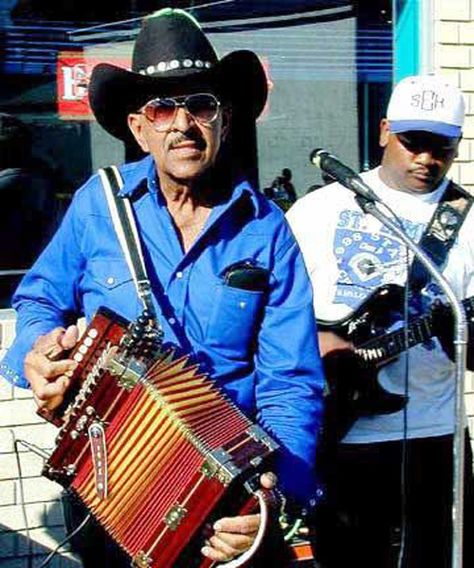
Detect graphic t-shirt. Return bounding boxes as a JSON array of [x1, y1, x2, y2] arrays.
[[288, 167, 474, 442]]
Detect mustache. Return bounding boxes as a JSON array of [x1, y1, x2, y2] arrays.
[[410, 165, 438, 177], [168, 131, 206, 151]]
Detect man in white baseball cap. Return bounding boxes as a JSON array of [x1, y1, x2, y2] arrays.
[[288, 74, 474, 567], [379, 74, 465, 195]]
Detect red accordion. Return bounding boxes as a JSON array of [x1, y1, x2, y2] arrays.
[[41, 308, 279, 568]]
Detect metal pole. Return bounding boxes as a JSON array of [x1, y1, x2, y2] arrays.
[[362, 82, 370, 171], [356, 197, 467, 568]]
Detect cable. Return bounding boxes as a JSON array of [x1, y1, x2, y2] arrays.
[[38, 513, 92, 568], [284, 517, 303, 542], [397, 249, 411, 568], [12, 432, 33, 568], [12, 436, 90, 567], [15, 438, 51, 460], [361, 198, 411, 567]]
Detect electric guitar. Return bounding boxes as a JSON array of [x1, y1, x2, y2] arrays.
[[318, 283, 474, 366], [318, 284, 474, 442]]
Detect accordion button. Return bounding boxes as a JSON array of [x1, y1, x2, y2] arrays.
[[74, 353, 84, 363], [79, 345, 88, 354], [88, 328, 99, 339], [84, 337, 93, 347]]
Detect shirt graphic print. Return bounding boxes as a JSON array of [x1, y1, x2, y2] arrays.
[[333, 208, 426, 308]]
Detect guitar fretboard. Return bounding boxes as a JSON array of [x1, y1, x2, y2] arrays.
[[355, 296, 474, 366]]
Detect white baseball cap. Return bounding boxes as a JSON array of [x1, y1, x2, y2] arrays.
[[387, 75, 465, 138]]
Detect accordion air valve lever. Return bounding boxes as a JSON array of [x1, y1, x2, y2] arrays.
[[41, 307, 280, 567]]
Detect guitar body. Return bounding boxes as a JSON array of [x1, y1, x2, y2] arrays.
[[318, 284, 409, 443], [320, 353, 407, 444], [317, 284, 404, 346]]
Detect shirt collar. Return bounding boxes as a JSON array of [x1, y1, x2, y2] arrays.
[[373, 166, 450, 204], [117, 155, 155, 198], [228, 178, 261, 216], [117, 154, 261, 215]]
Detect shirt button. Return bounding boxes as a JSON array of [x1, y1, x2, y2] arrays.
[[176, 271, 184, 279], [106, 277, 115, 285], [169, 317, 176, 325]]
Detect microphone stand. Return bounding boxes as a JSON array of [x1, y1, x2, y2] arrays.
[[354, 194, 468, 568]]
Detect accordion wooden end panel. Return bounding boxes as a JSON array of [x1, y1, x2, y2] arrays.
[[42, 308, 279, 568]]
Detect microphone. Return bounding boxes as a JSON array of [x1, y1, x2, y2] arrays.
[[309, 148, 381, 202]]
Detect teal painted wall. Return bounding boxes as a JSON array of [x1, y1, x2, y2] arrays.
[[394, 0, 420, 81]]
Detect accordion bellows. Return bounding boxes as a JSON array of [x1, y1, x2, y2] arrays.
[[43, 308, 278, 568]]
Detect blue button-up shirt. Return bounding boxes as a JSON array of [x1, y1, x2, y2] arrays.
[[1, 155, 324, 505]]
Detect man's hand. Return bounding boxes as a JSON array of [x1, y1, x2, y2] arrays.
[[317, 330, 354, 357], [431, 300, 455, 361], [201, 472, 276, 563], [24, 326, 79, 412]]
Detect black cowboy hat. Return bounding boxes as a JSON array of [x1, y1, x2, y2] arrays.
[[88, 8, 268, 141]]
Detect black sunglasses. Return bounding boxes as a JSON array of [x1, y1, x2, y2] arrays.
[[396, 131, 459, 155]]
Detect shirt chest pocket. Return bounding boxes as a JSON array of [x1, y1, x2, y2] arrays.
[[205, 284, 265, 359], [87, 259, 133, 288], [82, 259, 136, 313]]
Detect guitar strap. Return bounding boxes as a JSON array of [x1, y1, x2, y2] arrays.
[[409, 180, 474, 293]]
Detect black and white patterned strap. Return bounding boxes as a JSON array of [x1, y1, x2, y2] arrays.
[[99, 165, 156, 319], [410, 180, 474, 292]]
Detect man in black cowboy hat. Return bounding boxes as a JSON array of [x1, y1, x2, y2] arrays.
[[1, 7, 325, 566]]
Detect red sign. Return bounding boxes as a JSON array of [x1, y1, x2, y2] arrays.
[[57, 50, 272, 121], [57, 51, 130, 119]]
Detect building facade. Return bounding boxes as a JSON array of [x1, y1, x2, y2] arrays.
[[1, 1, 473, 566]]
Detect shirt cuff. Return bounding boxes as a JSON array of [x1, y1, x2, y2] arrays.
[[0, 362, 30, 389]]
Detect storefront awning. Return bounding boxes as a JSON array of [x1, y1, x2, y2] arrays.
[[184, 0, 354, 22], [70, 1, 355, 43]]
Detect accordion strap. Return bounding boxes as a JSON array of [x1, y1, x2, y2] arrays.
[[99, 165, 156, 319]]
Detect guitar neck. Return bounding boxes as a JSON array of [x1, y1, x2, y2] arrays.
[[355, 295, 474, 366], [355, 313, 434, 365]]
